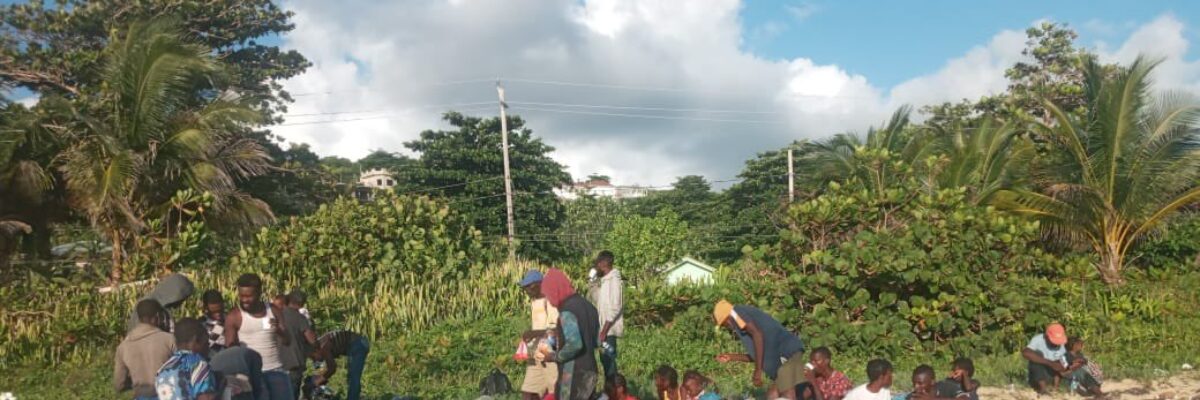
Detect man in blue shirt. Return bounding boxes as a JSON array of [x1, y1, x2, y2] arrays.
[[1022, 323, 1082, 394], [713, 300, 806, 400]]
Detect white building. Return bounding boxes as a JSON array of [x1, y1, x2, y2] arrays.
[[355, 168, 396, 202], [663, 256, 716, 285], [359, 168, 396, 189], [555, 178, 656, 200]]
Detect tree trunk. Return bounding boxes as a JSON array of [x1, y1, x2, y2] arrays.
[[1097, 243, 1126, 286], [109, 230, 123, 285]]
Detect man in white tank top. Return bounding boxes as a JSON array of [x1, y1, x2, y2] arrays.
[[224, 273, 293, 400]]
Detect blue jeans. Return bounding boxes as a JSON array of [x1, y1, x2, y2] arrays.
[[346, 336, 370, 400], [263, 370, 294, 400], [599, 336, 618, 380]]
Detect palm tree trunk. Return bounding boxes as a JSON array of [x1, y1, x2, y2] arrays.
[[1097, 242, 1126, 286], [109, 229, 123, 284]]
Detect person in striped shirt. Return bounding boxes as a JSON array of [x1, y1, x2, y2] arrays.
[[308, 330, 370, 400]]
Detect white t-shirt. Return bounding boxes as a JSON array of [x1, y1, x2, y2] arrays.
[[844, 384, 892, 400], [1026, 333, 1068, 366]]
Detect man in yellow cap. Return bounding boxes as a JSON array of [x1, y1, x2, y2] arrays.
[[713, 300, 807, 399], [1021, 323, 1082, 394]]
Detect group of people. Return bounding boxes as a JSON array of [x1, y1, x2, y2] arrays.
[[514, 251, 626, 400], [112, 273, 370, 400], [516, 251, 1105, 400], [115, 250, 1104, 400]]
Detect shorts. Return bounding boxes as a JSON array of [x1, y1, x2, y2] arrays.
[[1027, 360, 1057, 388], [522, 362, 559, 395], [772, 355, 808, 392]]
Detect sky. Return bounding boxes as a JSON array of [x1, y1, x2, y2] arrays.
[[10, 0, 1200, 187]]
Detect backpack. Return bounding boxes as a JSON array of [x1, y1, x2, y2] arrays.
[[479, 368, 512, 396]]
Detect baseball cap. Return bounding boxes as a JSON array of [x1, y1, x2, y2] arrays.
[[713, 300, 734, 326], [1046, 323, 1067, 346], [518, 270, 544, 287]]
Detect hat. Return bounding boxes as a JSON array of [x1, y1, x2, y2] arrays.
[[1046, 323, 1067, 346], [518, 270, 544, 287], [713, 300, 734, 326]]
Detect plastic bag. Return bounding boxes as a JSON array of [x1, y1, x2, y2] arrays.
[[513, 339, 529, 362]]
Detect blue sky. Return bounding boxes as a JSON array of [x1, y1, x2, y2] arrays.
[[740, 0, 1200, 87]]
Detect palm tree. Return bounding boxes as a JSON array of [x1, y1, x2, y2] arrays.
[[58, 21, 273, 283], [929, 119, 1035, 204], [994, 57, 1200, 285], [796, 106, 928, 193]]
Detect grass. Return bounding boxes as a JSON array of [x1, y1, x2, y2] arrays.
[[3, 318, 1196, 400], [4, 270, 1198, 399]]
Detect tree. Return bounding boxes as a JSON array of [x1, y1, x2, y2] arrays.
[[560, 195, 626, 257], [0, 98, 73, 259], [1003, 22, 1095, 122], [713, 144, 796, 262], [319, 156, 359, 185], [605, 210, 694, 284], [922, 22, 1110, 127], [1, 0, 311, 259], [628, 175, 715, 222], [58, 21, 273, 283], [357, 149, 414, 181], [995, 57, 1200, 285], [1, 0, 308, 116], [796, 106, 926, 195], [242, 143, 343, 217], [928, 119, 1035, 204], [402, 112, 571, 260]]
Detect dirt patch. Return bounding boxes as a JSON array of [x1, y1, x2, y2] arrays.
[[977, 372, 1200, 400]]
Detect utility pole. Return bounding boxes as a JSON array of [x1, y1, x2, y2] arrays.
[[787, 148, 795, 203], [497, 81, 516, 261]]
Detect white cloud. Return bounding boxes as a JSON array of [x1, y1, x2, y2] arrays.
[[274, 0, 879, 186], [271, 1, 1200, 187], [1095, 14, 1200, 95], [786, 2, 819, 22], [1083, 18, 1118, 36], [887, 29, 1027, 110]]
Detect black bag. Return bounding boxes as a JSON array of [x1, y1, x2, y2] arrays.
[[479, 368, 512, 396]]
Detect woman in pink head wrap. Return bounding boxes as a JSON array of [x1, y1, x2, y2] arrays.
[[541, 268, 575, 308], [538, 268, 600, 400]]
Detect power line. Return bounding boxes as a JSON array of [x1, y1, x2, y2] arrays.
[[283, 101, 495, 118], [508, 105, 789, 125], [276, 105, 496, 126], [502, 77, 868, 100], [396, 176, 505, 196], [288, 78, 494, 97], [505, 100, 783, 115]]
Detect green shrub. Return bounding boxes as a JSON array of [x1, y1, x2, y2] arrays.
[[227, 193, 527, 337], [748, 159, 1088, 358], [1130, 214, 1200, 270], [605, 210, 695, 284]]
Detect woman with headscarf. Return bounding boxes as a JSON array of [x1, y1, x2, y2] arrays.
[[538, 268, 601, 400]]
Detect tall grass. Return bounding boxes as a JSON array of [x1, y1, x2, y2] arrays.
[[0, 259, 536, 367]]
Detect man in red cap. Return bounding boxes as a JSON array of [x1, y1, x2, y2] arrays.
[[1021, 323, 1084, 394]]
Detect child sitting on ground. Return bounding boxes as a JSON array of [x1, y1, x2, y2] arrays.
[[845, 359, 893, 400], [600, 373, 637, 400], [891, 365, 934, 400], [682, 370, 720, 400], [933, 358, 979, 400], [1065, 337, 1104, 397], [654, 365, 682, 400]]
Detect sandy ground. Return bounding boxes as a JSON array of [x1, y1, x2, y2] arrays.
[[976, 372, 1200, 400]]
